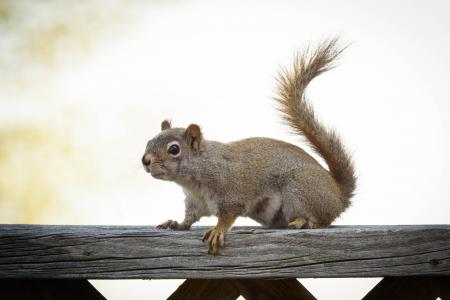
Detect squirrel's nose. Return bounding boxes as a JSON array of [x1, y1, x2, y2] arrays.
[[142, 154, 151, 166]]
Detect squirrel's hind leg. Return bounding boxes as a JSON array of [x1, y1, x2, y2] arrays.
[[156, 219, 191, 230], [288, 217, 329, 229]]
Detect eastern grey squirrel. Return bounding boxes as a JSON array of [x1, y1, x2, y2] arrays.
[[142, 38, 356, 255]]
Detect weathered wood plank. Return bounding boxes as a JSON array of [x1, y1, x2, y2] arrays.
[[0, 225, 449, 279]]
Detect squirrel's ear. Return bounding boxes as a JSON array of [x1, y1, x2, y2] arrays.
[[185, 124, 203, 152], [161, 120, 171, 131]]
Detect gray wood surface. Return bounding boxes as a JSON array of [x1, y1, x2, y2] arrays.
[[0, 225, 449, 279]]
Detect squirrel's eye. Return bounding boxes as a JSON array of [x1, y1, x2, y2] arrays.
[[168, 144, 180, 156]]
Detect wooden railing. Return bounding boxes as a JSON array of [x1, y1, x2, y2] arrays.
[[0, 225, 449, 299]]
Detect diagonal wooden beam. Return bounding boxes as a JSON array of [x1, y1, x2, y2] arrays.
[[362, 276, 450, 300], [230, 278, 316, 300], [167, 279, 239, 300], [0, 279, 106, 300], [168, 278, 316, 300]]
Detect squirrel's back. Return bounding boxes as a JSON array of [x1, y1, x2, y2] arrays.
[[196, 137, 343, 226]]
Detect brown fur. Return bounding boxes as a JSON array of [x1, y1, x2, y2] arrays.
[[253, 197, 270, 215], [185, 124, 202, 152], [142, 38, 356, 254], [161, 120, 172, 131], [275, 38, 356, 207]]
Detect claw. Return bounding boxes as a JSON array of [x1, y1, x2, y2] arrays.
[[219, 231, 224, 247], [157, 219, 175, 229], [202, 227, 225, 255], [202, 228, 213, 242], [287, 217, 308, 229], [169, 221, 179, 229], [157, 219, 191, 231], [288, 218, 328, 229]]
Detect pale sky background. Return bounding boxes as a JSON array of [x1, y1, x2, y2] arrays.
[[1, 0, 449, 299]]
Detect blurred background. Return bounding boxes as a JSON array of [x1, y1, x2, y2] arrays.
[[1, 0, 449, 299]]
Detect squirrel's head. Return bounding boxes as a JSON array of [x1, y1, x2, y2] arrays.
[[142, 120, 203, 181]]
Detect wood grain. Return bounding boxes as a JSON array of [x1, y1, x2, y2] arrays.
[[0, 225, 449, 279]]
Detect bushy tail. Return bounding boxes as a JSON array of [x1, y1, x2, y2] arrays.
[[275, 38, 356, 209]]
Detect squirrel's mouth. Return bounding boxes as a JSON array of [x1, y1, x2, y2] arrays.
[[143, 165, 163, 177], [150, 171, 165, 179]]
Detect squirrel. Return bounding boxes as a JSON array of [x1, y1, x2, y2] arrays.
[[142, 38, 356, 255]]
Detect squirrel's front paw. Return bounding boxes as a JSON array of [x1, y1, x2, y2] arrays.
[[156, 219, 189, 230], [202, 227, 225, 255]]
